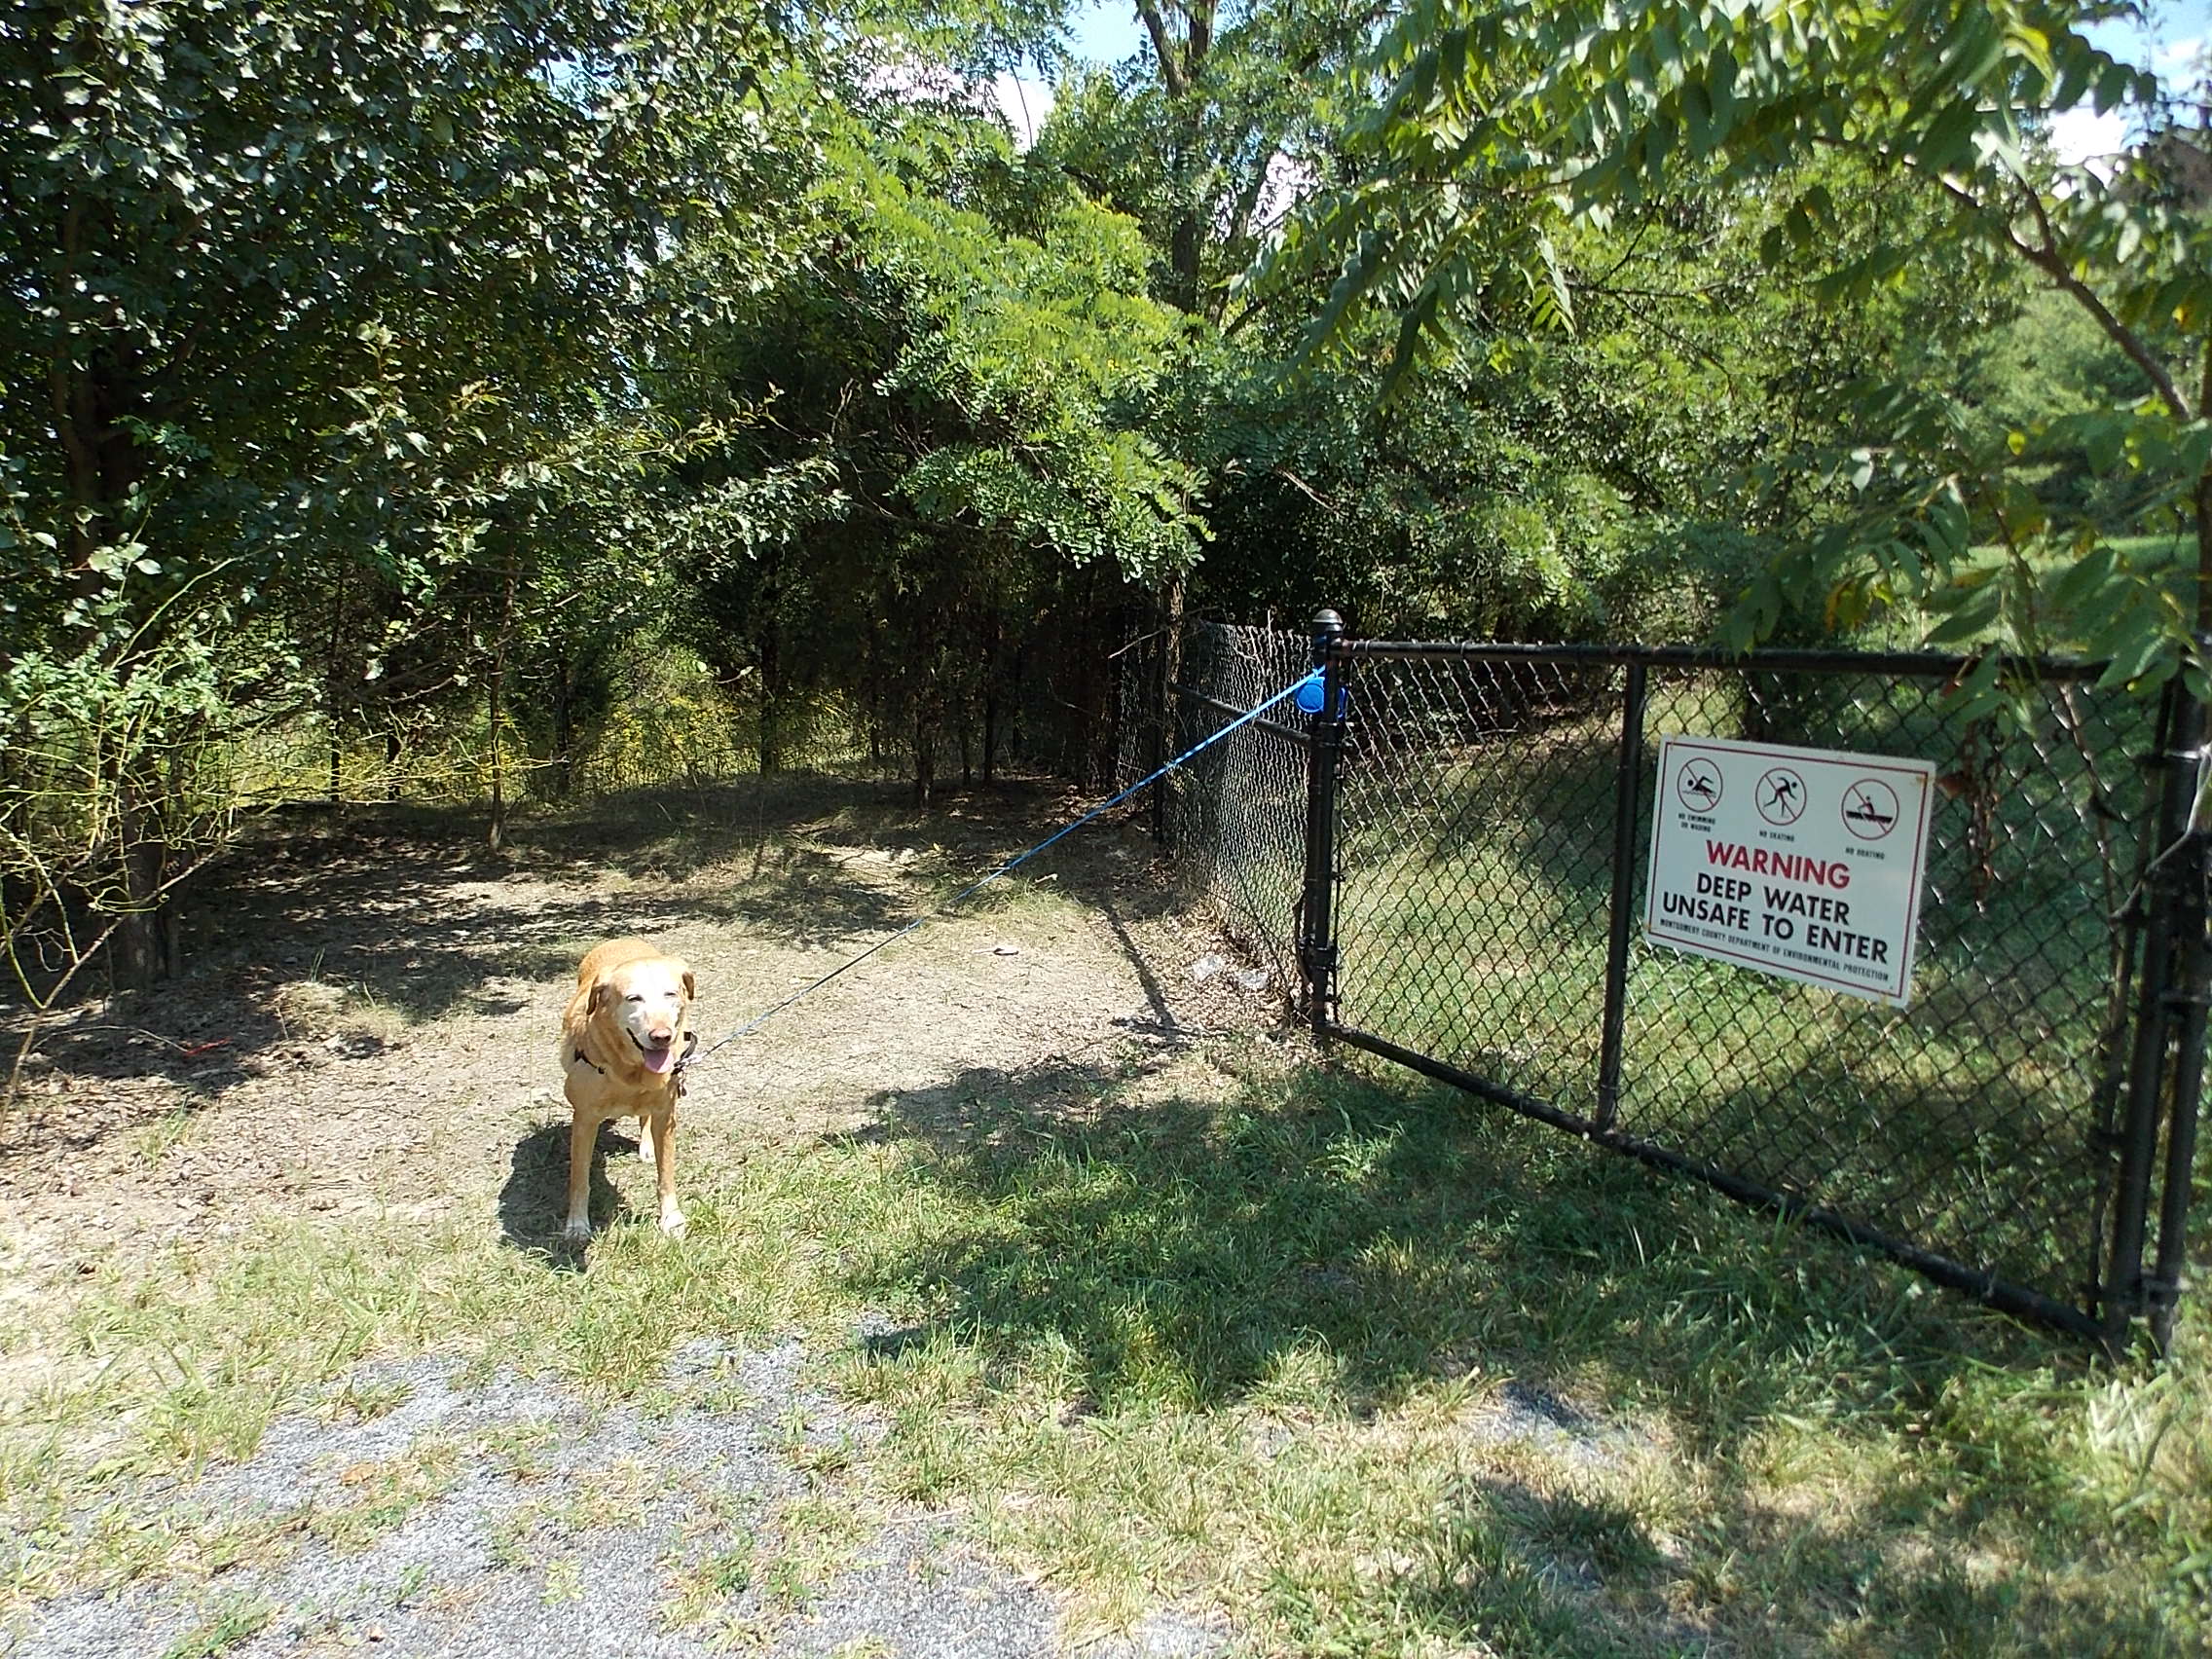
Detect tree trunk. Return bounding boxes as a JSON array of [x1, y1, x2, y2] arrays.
[[1150, 569, 1186, 840], [109, 771, 173, 989], [757, 617, 784, 775], [488, 549, 517, 851], [1135, 0, 1213, 314], [2195, 460, 2210, 637], [981, 604, 1001, 784], [324, 561, 349, 801], [488, 669, 506, 851], [1168, 213, 1202, 313], [550, 643, 574, 798], [912, 707, 937, 808]]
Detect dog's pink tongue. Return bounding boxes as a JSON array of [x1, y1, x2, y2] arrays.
[[643, 1044, 676, 1074]]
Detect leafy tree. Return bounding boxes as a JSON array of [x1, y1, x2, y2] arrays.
[[0, 0, 796, 973], [671, 94, 1202, 797], [1035, 0, 1384, 316], [1276, 0, 2210, 699]]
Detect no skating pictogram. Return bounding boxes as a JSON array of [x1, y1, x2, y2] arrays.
[[1756, 767, 1807, 827]]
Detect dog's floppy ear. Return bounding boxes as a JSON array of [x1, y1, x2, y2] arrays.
[[680, 965, 696, 1001], [587, 980, 610, 1014]]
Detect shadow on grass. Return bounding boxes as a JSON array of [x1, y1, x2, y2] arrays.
[[833, 1053, 2171, 1652], [496, 1120, 631, 1268]]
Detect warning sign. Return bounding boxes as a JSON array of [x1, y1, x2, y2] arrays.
[[1643, 735, 1936, 1007]]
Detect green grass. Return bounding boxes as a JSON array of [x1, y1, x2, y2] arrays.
[[158, 1594, 274, 1659], [3, 1041, 2205, 1654]]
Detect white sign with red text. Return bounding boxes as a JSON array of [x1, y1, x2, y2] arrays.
[[1643, 734, 1935, 1007]]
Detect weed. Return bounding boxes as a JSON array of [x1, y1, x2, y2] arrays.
[[133, 1107, 198, 1167], [319, 1378, 412, 1424], [663, 1537, 757, 1629], [158, 1594, 274, 1659], [311, 1436, 463, 1553], [542, 1556, 584, 1604]]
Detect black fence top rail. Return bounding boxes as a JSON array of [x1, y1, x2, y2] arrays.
[[1334, 640, 2115, 682]]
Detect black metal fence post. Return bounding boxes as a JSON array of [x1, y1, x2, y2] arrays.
[[2151, 852, 2207, 1351], [1594, 662, 1650, 1131], [1298, 608, 1346, 1036], [2150, 666, 2211, 1352], [2105, 678, 2199, 1346]]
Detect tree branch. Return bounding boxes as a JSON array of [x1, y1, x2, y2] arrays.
[[1133, 0, 1189, 98], [1937, 176, 2192, 422]]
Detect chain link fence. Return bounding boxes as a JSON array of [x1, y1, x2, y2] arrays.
[[1164, 619, 2205, 1346], [1147, 622, 1315, 987]]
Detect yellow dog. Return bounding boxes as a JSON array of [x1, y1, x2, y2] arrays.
[[558, 938, 695, 1241]]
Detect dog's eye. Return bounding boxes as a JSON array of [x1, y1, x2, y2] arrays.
[[625, 993, 645, 1004]]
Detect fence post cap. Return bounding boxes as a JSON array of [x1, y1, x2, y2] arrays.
[[1312, 608, 1345, 639]]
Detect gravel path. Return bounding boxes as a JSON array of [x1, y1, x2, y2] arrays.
[[6, 1330, 1226, 1659]]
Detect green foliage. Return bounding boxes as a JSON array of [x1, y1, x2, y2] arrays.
[[0, 0, 811, 942], [12, 0, 2208, 980], [831, 123, 1206, 574], [668, 92, 1206, 788], [1165, 325, 1659, 638], [1, 0, 787, 617], [0, 595, 283, 1000], [1031, 0, 1379, 315], [1275, 0, 2212, 700]]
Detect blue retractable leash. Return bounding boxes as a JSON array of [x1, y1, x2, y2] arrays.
[[686, 668, 1329, 1069]]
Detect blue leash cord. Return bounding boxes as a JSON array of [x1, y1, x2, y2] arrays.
[[688, 669, 1324, 1066]]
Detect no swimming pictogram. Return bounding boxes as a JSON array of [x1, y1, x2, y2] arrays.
[[1675, 756, 1722, 813]]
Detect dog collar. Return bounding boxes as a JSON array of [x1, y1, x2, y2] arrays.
[[573, 1031, 694, 1082]]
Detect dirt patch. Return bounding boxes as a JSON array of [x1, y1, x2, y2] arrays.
[[0, 776, 1280, 1279]]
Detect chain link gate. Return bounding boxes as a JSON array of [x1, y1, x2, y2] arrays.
[[1170, 613, 2205, 1348]]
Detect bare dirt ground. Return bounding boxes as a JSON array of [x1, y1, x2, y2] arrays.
[[0, 775, 1280, 1658], [1, 776, 1276, 1273]]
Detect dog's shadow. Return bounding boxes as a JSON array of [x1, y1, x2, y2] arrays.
[[498, 1120, 638, 1269]]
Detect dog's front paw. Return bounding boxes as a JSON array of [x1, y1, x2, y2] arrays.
[[563, 1217, 592, 1243], [658, 1207, 687, 1238]]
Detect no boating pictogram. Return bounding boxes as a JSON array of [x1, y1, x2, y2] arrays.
[[1756, 767, 1807, 827], [1841, 779, 1900, 840], [1676, 756, 1722, 813]]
